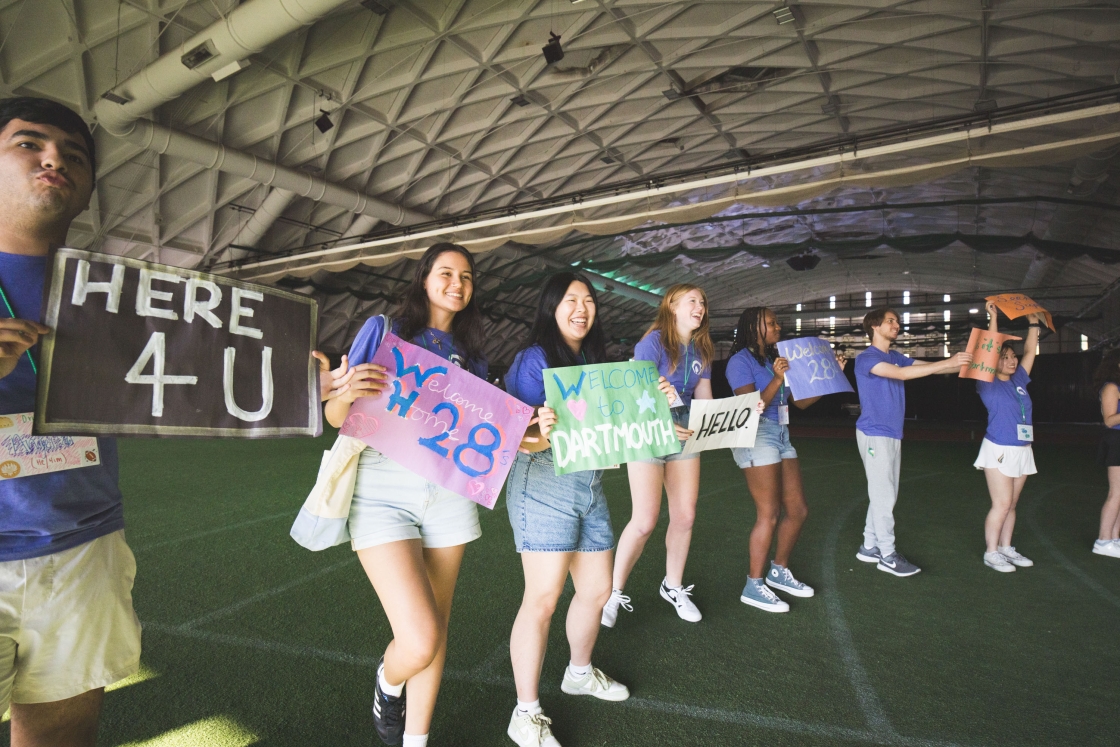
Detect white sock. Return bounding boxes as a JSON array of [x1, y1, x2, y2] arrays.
[[516, 698, 542, 716], [568, 661, 591, 677], [402, 735, 428, 747], [378, 664, 404, 698]]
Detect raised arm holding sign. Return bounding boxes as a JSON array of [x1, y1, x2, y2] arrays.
[[985, 293, 1055, 332]]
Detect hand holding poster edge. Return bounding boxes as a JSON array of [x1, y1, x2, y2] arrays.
[[681, 392, 761, 455], [985, 293, 1055, 332], [775, 337, 854, 400], [959, 327, 1021, 382]]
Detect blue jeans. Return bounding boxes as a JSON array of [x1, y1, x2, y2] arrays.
[[505, 448, 615, 553], [732, 417, 798, 468]]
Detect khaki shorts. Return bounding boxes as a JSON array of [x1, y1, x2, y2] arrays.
[[0, 530, 142, 711]]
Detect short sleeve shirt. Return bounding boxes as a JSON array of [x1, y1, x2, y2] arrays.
[[977, 367, 1033, 446], [632, 331, 710, 406], [855, 346, 915, 440], [348, 315, 488, 379], [505, 345, 549, 407], [725, 349, 789, 422]]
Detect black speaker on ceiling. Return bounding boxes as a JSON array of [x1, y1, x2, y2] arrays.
[[785, 254, 821, 271], [542, 33, 564, 65]]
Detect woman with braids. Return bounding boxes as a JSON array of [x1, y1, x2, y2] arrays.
[[323, 243, 490, 747], [1093, 349, 1120, 558], [725, 307, 845, 612], [602, 284, 714, 627]]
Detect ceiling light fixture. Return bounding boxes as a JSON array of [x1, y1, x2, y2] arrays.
[[314, 110, 334, 134], [542, 32, 564, 65], [181, 40, 218, 70]]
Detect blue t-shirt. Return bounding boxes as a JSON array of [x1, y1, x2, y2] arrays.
[[633, 331, 710, 406], [725, 349, 790, 422], [0, 252, 124, 562], [348, 315, 488, 379], [855, 346, 915, 440], [505, 345, 549, 407], [977, 367, 1033, 446]]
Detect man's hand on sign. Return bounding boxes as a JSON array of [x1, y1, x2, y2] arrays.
[[951, 351, 973, 370], [0, 318, 49, 380]]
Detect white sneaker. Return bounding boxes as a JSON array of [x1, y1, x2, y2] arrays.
[[508, 709, 561, 747], [659, 579, 702, 622], [1092, 539, 1120, 558], [600, 588, 632, 628], [998, 546, 1034, 567], [560, 666, 630, 701], [984, 551, 1016, 572]]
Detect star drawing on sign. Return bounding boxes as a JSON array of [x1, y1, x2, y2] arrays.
[[636, 389, 657, 414]]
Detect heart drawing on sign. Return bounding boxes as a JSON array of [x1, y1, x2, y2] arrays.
[[468, 481, 485, 496], [341, 413, 379, 439], [566, 399, 587, 421], [506, 399, 533, 421]]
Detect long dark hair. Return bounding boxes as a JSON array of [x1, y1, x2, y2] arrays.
[[393, 242, 486, 365], [1093, 349, 1120, 392], [519, 272, 608, 368], [730, 307, 775, 365]]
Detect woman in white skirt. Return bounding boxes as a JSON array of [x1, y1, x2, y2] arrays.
[[974, 300, 1043, 572]]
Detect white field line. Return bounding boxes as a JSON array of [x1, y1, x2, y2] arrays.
[[1025, 486, 1120, 611], [822, 497, 898, 738], [132, 510, 293, 554], [141, 622, 973, 747], [177, 558, 357, 630]]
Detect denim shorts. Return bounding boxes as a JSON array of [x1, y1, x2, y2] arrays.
[[732, 417, 798, 469], [505, 448, 615, 553], [348, 448, 482, 551], [637, 406, 698, 465]]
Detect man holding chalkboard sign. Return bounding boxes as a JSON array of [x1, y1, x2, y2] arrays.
[[0, 98, 141, 746], [854, 308, 972, 578]]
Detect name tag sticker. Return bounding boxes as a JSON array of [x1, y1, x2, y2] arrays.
[[778, 405, 790, 425], [1017, 424, 1034, 442], [0, 413, 100, 480]]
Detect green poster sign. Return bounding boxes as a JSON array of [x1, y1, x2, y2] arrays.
[[543, 361, 680, 475]]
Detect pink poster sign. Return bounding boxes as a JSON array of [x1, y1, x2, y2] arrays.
[[339, 333, 533, 509]]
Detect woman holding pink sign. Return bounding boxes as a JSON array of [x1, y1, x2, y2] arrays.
[[503, 272, 632, 747], [322, 243, 489, 747], [726, 307, 844, 613], [603, 284, 713, 627], [973, 300, 1043, 573]]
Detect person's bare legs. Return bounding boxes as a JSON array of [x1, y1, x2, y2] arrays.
[[510, 552, 573, 702], [743, 463, 783, 577], [398, 544, 466, 737], [998, 475, 1029, 548], [10, 689, 103, 747], [1101, 467, 1120, 541], [773, 458, 808, 568], [663, 458, 700, 587], [566, 551, 613, 666], [357, 540, 443, 715], [983, 469, 1015, 553], [612, 462, 664, 590]]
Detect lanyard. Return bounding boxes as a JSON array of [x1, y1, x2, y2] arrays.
[[765, 359, 785, 405], [0, 281, 36, 374], [1011, 382, 1027, 423], [682, 346, 692, 390]]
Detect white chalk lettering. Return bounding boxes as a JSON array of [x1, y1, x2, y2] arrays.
[[125, 332, 198, 417], [184, 278, 223, 328], [229, 287, 264, 339], [135, 268, 182, 320], [223, 347, 274, 422], [595, 423, 614, 454], [71, 260, 124, 313], [552, 430, 570, 467], [581, 427, 602, 456]]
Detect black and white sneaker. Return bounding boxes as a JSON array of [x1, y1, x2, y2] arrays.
[[877, 552, 921, 577], [372, 657, 405, 745]]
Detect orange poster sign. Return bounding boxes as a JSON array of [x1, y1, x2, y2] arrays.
[[960, 328, 1022, 382], [985, 293, 1055, 331]]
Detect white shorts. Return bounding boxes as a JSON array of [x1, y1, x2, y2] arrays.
[[973, 438, 1037, 479], [348, 449, 482, 551], [0, 530, 141, 711]]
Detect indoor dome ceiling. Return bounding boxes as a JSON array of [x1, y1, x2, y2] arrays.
[[6, 0, 1120, 363]]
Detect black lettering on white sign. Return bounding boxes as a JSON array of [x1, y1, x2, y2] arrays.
[[34, 249, 320, 437]]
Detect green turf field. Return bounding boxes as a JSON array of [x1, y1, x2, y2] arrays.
[[4, 431, 1117, 746]]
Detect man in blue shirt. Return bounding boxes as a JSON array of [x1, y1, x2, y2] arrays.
[[0, 98, 141, 746], [854, 308, 971, 577]]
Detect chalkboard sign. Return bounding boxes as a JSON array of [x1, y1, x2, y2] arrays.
[[34, 249, 320, 438]]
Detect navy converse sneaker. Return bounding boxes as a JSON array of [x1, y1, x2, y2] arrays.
[[373, 657, 406, 745]]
